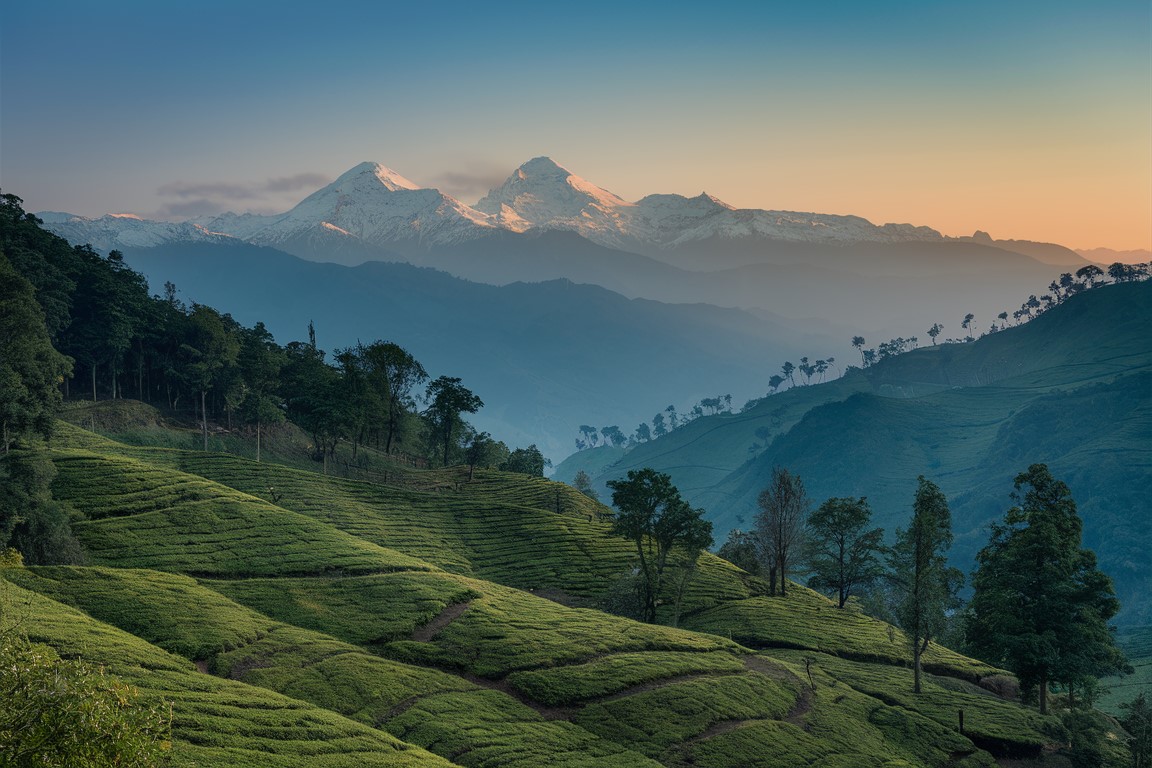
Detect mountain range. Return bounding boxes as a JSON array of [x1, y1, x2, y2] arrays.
[[37, 157, 1118, 457]]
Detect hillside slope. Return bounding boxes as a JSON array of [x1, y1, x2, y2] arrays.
[[118, 241, 833, 457], [1, 420, 1094, 767], [585, 280, 1152, 624]]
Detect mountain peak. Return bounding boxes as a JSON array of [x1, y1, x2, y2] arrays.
[[335, 161, 421, 192], [514, 156, 570, 179]]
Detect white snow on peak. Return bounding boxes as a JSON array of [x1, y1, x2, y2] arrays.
[[37, 212, 237, 252], [38, 157, 949, 258], [474, 156, 641, 249], [208, 161, 498, 251], [335, 161, 422, 192]]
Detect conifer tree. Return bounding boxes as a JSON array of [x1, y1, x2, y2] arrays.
[[965, 464, 1128, 714], [889, 476, 963, 693]]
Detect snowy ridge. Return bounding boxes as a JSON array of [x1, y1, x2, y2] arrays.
[[202, 162, 498, 251], [36, 212, 237, 252], [39, 156, 947, 258]]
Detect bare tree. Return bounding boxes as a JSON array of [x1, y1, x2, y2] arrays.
[[754, 467, 810, 597]]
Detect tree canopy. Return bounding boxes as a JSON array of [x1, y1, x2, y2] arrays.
[[888, 476, 963, 694], [804, 496, 885, 608], [965, 464, 1128, 714], [607, 468, 713, 624]]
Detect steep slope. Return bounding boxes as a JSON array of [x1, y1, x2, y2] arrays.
[[588, 280, 1152, 623], [2, 421, 1085, 767]]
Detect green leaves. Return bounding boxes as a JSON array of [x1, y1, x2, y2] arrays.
[[965, 463, 1127, 714], [607, 469, 713, 624]]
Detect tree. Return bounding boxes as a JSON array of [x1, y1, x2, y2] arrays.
[[852, 336, 866, 366], [0, 628, 171, 767], [362, 341, 427, 454], [236, 322, 285, 463], [961, 313, 975, 340], [607, 468, 713, 624], [754, 467, 809, 597], [0, 254, 71, 452], [424, 376, 483, 467], [927, 323, 943, 346], [805, 496, 885, 608], [1120, 693, 1152, 768], [634, 422, 652, 443], [579, 424, 600, 447], [465, 431, 496, 480], [768, 374, 785, 394], [718, 529, 760, 575], [1, 450, 83, 565], [572, 470, 599, 502], [889, 476, 963, 694], [965, 464, 1128, 714], [179, 304, 240, 451], [600, 425, 627, 447], [502, 444, 548, 476], [781, 361, 795, 388]]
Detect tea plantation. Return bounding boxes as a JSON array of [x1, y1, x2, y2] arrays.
[[0, 418, 1121, 767]]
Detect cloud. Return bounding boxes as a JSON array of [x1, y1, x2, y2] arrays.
[[426, 166, 509, 202], [154, 172, 333, 219], [155, 198, 234, 218], [158, 181, 260, 200], [266, 173, 331, 192]]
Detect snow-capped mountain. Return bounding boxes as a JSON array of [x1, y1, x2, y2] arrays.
[[38, 156, 950, 264], [474, 156, 943, 252], [201, 162, 498, 260], [35, 212, 237, 252]]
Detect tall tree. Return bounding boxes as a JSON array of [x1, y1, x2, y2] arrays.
[[424, 376, 483, 467], [607, 468, 713, 624], [754, 467, 809, 597], [805, 496, 885, 608], [572, 470, 599, 502], [0, 255, 71, 452], [362, 341, 427, 454], [964, 464, 1128, 714], [889, 476, 963, 694], [236, 322, 285, 463], [851, 336, 867, 366], [179, 305, 240, 451], [927, 323, 943, 346]]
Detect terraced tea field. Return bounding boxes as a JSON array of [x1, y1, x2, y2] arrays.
[[1, 420, 1101, 766]]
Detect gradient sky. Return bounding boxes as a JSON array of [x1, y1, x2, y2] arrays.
[[3, 0, 1149, 250]]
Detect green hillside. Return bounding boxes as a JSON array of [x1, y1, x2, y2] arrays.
[[0, 420, 1103, 767], [584, 280, 1152, 623]]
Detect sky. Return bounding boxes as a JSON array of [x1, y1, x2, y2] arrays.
[[2, 0, 1149, 251]]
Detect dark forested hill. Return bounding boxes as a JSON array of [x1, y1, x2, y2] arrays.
[[120, 241, 837, 456], [581, 280, 1152, 624]]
